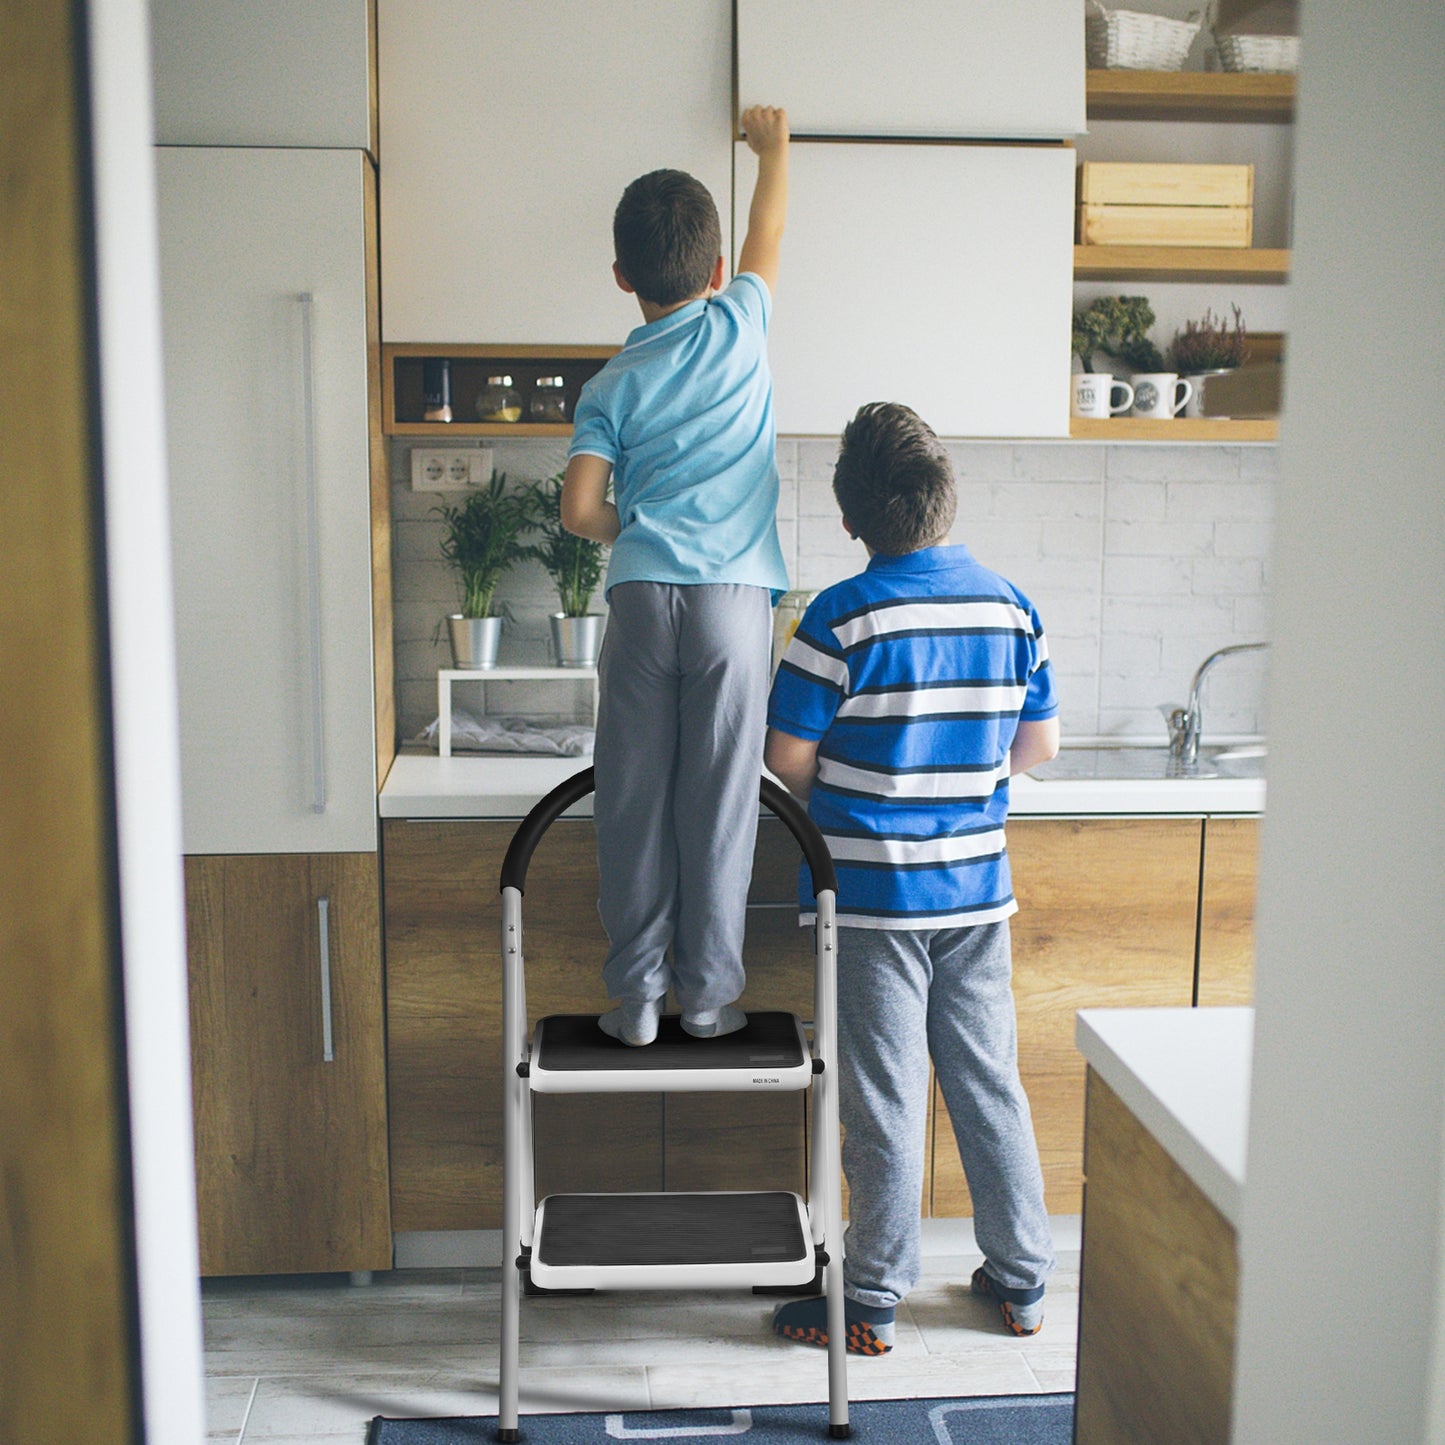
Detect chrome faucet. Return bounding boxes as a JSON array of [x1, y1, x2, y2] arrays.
[[1168, 642, 1269, 766]]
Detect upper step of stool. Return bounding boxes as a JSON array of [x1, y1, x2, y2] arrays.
[[528, 1011, 813, 1093]]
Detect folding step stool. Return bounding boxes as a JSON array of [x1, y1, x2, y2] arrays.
[[497, 767, 850, 1441]]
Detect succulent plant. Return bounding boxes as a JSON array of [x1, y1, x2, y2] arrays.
[[1072, 295, 1162, 373]]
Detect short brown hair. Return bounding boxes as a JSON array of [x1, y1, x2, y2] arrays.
[[832, 403, 957, 556], [613, 169, 722, 307]]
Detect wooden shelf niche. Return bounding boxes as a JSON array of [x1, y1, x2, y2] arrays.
[[383, 343, 617, 437], [1086, 69, 1296, 123]]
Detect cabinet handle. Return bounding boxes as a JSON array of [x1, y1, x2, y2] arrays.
[[298, 291, 327, 815], [317, 895, 335, 1063]]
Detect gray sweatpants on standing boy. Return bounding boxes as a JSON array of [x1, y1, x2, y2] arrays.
[[836, 922, 1055, 1309], [593, 581, 772, 1014]]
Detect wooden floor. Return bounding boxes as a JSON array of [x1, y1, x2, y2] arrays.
[[200, 1220, 1079, 1442]]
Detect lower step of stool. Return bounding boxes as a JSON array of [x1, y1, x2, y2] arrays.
[[530, 1191, 815, 1290]]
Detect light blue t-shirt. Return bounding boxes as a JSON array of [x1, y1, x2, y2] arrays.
[[568, 272, 789, 601]]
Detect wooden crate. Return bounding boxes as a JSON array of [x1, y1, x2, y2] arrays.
[[1077, 203, 1253, 247], [1077, 161, 1254, 248], [1079, 162, 1254, 207]]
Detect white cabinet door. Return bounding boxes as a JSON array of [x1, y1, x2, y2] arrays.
[[150, 0, 373, 150], [737, 0, 1085, 140], [377, 0, 733, 344], [157, 148, 378, 854], [736, 143, 1075, 438]]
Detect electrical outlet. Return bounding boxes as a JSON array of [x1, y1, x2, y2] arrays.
[[410, 447, 493, 492]]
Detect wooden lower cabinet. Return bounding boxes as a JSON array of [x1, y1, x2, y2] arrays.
[[1075, 1069, 1237, 1443], [1197, 817, 1259, 1005], [381, 817, 811, 1231], [932, 819, 1201, 1217], [185, 852, 391, 1276]]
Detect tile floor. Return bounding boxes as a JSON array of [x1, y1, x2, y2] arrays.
[[202, 1221, 1080, 1443]]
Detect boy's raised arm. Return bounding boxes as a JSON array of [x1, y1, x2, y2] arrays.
[[737, 104, 789, 296]]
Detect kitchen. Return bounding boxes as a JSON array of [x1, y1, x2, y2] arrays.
[[3, 3, 1443, 1444]]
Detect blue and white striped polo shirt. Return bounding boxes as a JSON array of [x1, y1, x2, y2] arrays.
[[766, 545, 1057, 930]]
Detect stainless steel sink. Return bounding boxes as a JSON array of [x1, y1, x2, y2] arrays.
[[1024, 744, 1267, 782]]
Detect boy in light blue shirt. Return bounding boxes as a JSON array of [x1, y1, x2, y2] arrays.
[[562, 106, 789, 1046]]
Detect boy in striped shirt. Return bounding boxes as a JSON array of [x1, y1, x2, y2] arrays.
[[766, 402, 1060, 1353]]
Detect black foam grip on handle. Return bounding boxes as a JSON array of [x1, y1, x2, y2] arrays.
[[498, 767, 837, 898]]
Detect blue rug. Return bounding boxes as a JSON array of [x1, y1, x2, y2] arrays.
[[367, 1393, 1073, 1443]]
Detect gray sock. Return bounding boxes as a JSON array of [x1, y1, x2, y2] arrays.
[[598, 996, 663, 1047], [680, 1003, 747, 1038]]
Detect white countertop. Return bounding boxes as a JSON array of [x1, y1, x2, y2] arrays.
[[1075, 1006, 1253, 1227], [379, 749, 1265, 819]]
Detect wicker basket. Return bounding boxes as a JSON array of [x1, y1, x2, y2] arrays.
[[1214, 30, 1299, 72], [1085, 2, 1202, 71]]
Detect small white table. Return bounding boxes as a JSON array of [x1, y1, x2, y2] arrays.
[[436, 667, 600, 758]]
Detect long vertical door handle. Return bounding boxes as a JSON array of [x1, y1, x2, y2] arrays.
[[298, 292, 327, 814], [317, 895, 335, 1063]]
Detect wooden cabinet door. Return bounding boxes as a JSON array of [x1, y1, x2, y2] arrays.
[[150, 0, 374, 150], [932, 819, 1201, 1217], [737, 0, 1085, 140], [377, 0, 733, 344], [186, 852, 390, 1275], [734, 142, 1075, 438], [157, 148, 379, 855], [1197, 818, 1259, 1005]]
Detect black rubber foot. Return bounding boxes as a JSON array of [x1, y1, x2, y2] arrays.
[[829, 1424, 852, 1438], [496, 1430, 520, 1442]]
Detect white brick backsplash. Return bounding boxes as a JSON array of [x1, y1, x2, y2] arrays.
[[386, 436, 1280, 742], [1105, 520, 1215, 557], [944, 441, 1015, 480], [1105, 481, 1167, 523], [1106, 444, 1241, 482], [1011, 442, 1106, 482], [1191, 557, 1266, 595], [1238, 445, 1281, 480], [1213, 521, 1275, 558], [993, 481, 1101, 521], [1103, 555, 1194, 597], [1165, 480, 1275, 523], [1041, 519, 1103, 560]]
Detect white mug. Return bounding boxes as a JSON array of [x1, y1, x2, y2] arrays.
[[1071, 372, 1135, 419], [1130, 372, 1193, 420]]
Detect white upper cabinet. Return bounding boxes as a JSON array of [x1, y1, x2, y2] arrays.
[[377, 0, 733, 344], [736, 143, 1076, 438], [150, 0, 374, 151], [737, 0, 1085, 139], [157, 148, 379, 854]]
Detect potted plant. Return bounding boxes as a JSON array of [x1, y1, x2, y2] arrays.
[[1171, 304, 1249, 416], [524, 472, 608, 667], [435, 469, 531, 668], [1071, 295, 1167, 417]]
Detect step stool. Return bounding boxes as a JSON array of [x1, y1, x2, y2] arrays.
[[497, 767, 849, 1441]]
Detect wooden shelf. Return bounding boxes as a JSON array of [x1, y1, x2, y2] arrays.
[[1070, 417, 1278, 441], [382, 342, 617, 436], [1086, 69, 1295, 123], [1074, 245, 1290, 282]]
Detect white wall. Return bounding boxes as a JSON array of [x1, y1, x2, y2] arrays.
[[87, 1, 206, 1440], [1233, 5, 1445, 1442]]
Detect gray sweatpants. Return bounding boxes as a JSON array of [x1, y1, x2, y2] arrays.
[[592, 582, 772, 1014], [836, 922, 1054, 1310]]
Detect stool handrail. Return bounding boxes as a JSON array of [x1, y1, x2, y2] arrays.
[[499, 766, 838, 896]]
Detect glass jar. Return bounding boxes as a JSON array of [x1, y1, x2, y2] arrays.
[[527, 375, 568, 424], [475, 375, 522, 423]]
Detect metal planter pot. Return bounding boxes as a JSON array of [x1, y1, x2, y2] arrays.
[[549, 613, 604, 668], [448, 614, 502, 669]]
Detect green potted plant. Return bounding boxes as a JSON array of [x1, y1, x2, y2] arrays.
[[1171, 304, 1249, 416], [524, 472, 608, 667], [435, 469, 531, 668], [1072, 295, 1166, 418]]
